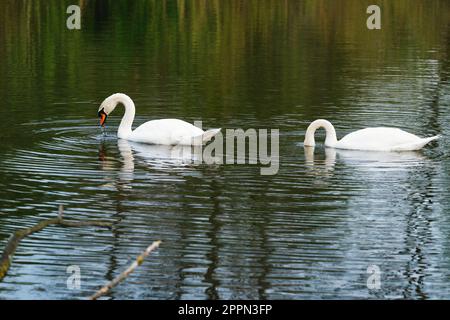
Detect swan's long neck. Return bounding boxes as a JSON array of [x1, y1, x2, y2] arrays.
[[304, 119, 338, 147], [116, 95, 136, 139]]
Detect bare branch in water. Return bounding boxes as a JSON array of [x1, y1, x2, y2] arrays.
[[0, 205, 112, 281], [89, 240, 162, 300]]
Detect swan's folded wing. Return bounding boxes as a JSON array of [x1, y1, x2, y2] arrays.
[[394, 135, 440, 151], [170, 129, 187, 145], [131, 119, 204, 145], [338, 128, 422, 151]]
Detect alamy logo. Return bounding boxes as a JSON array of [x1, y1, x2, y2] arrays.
[[174, 121, 279, 175], [366, 265, 381, 290], [66, 5, 81, 30], [367, 5, 381, 30], [66, 265, 81, 290]]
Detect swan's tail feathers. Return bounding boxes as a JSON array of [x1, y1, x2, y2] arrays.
[[413, 135, 440, 150], [395, 134, 440, 151], [425, 135, 441, 144], [202, 128, 222, 143]]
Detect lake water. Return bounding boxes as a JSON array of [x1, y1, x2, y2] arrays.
[[0, 0, 449, 299]]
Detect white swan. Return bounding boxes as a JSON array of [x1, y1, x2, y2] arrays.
[[304, 119, 439, 151], [98, 93, 221, 145]]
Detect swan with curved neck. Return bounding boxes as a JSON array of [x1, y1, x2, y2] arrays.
[[98, 93, 220, 145], [304, 119, 439, 151]]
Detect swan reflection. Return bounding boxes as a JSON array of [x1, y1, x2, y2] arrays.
[[117, 139, 203, 169], [305, 146, 427, 172], [98, 139, 205, 188]]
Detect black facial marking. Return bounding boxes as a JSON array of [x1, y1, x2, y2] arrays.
[[98, 108, 106, 117]]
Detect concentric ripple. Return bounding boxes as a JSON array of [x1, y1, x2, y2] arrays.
[[0, 112, 449, 299]]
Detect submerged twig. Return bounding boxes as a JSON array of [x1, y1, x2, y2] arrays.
[[89, 240, 162, 300], [0, 205, 112, 281]]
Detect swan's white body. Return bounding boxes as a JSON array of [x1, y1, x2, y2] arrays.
[[304, 119, 439, 151], [98, 93, 220, 145]]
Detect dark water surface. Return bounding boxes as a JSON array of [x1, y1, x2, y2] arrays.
[[0, 0, 449, 299]]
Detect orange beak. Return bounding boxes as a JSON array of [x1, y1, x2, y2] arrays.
[[100, 113, 107, 126], [98, 108, 108, 127]]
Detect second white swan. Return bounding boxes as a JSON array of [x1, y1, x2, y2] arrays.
[[304, 119, 439, 151], [98, 93, 221, 145]]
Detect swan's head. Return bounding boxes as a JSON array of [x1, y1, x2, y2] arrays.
[[97, 93, 130, 126]]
